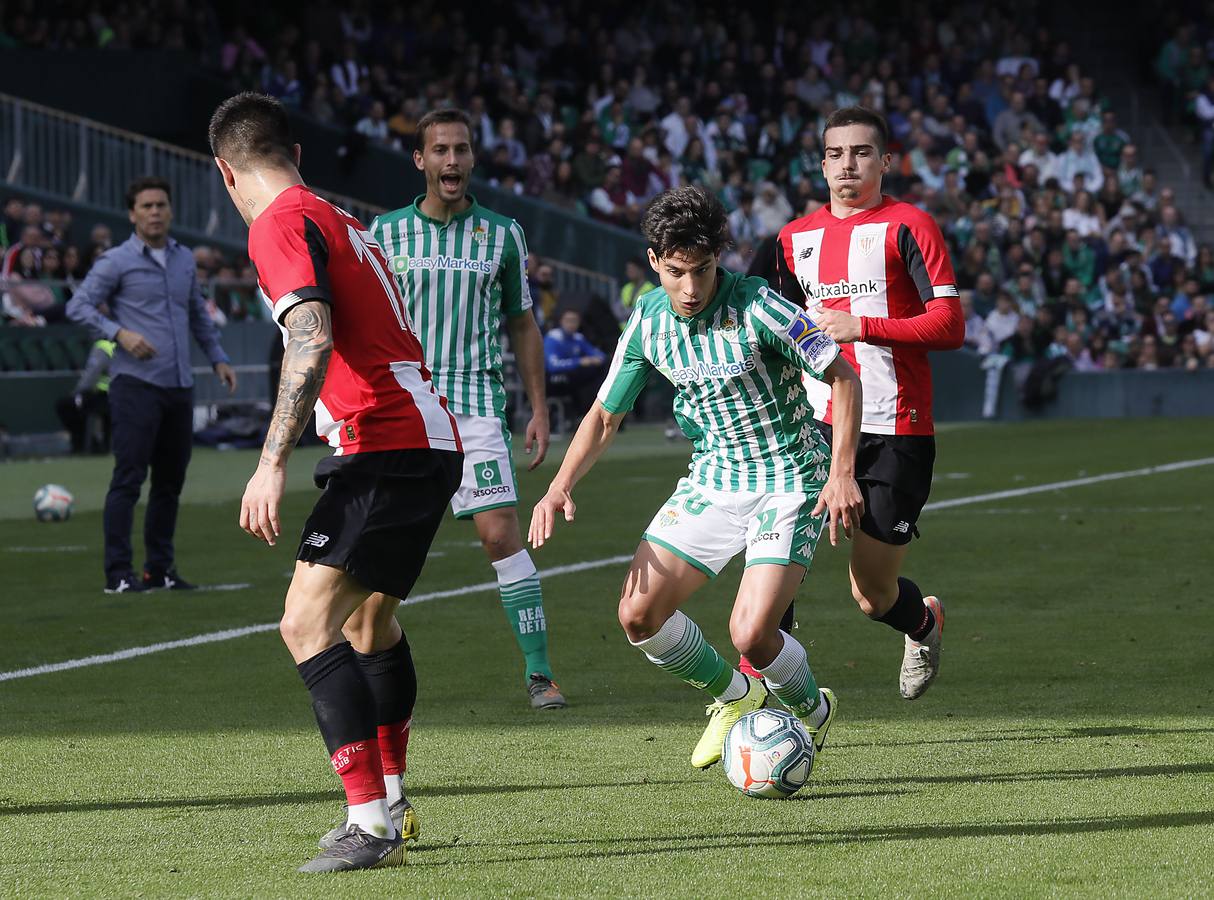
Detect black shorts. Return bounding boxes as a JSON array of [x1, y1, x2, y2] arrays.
[[819, 423, 935, 546], [297, 448, 463, 598]]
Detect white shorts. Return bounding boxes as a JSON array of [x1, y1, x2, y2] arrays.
[[641, 477, 826, 577], [450, 413, 519, 519]]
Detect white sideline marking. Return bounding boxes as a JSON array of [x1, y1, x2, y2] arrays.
[[5, 545, 88, 553], [921, 457, 1214, 511], [3, 456, 1212, 684], [0, 555, 633, 683]]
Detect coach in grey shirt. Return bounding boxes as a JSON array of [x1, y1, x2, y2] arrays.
[[68, 175, 237, 593]]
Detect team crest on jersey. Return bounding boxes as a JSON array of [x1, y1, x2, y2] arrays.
[[472, 225, 488, 243], [718, 317, 738, 337], [658, 507, 680, 528], [857, 234, 880, 257]]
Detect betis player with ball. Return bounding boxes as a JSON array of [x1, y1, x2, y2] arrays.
[[529, 186, 863, 770]]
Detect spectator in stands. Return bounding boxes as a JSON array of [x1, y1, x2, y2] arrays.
[[543, 308, 607, 427], [354, 100, 391, 146], [1055, 130, 1103, 193], [752, 181, 793, 239], [65, 176, 237, 595], [614, 257, 656, 323], [528, 259, 560, 326], [587, 164, 638, 227], [993, 91, 1042, 151], [986, 291, 1021, 348]]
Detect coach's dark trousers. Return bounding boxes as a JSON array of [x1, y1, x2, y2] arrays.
[[103, 375, 194, 578]]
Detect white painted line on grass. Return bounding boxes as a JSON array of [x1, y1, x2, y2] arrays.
[[922, 457, 1214, 512], [4, 457, 1211, 684], [0, 555, 634, 683], [5, 545, 88, 553]]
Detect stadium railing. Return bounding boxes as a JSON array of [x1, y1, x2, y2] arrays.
[[0, 92, 380, 245]]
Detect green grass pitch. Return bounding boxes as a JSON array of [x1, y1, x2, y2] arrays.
[[1, 418, 1212, 897]]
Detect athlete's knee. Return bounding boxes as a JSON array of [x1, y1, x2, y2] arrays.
[[279, 608, 320, 655], [729, 617, 769, 659], [617, 592, 664, 642], [477, 515, 522, 560], [851, 577, 897, 618]]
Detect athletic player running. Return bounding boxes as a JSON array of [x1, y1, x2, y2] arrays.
[[775, 107, 963, 699], [349, 108, 565, 713], [529, 186, 864, 771], [209, 93, 462, 873]]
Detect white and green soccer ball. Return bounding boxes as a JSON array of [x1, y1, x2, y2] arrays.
[[33, 484, 74, 522], [723, 708, 815, 799]]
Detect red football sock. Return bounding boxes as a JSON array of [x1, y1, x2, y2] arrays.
[[331, 740, 386, 805], [378, 718, 411, 776], [737, 656, 761, 679]]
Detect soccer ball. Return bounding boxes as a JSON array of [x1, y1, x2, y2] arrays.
[[723, 708, 815, 799], [33, 484, 74, 522]]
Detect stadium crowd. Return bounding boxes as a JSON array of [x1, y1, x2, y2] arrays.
[[0, 194, 263, 328], [3, 0, 1214, 376]]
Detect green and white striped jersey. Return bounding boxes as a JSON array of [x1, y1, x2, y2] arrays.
[[598, 268, 840, 493], [371, 195, 531, 418]]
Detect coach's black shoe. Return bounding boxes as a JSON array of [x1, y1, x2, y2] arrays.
[[298, 824, 405, 873], [103, 572, 147, 594], [142, 568, 197, 591]]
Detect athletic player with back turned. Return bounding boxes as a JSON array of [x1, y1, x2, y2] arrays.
[[209, 93, 463, 873], [774, 107, 963, 699]]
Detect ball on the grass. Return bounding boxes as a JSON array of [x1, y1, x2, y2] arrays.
[[33, 484, 74, 522], [723, 708, 815, 799]]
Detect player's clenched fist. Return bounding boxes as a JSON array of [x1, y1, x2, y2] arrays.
[[528, 486, 576, 548]]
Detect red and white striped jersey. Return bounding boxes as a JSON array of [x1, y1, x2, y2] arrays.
[[776, 196, 963, 435], [248, 185, 460, 456]]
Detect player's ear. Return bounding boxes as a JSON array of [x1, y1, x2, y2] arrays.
[[291, 143, 302, 168], [647, 248, 660, 274], [413, 149, 425, 172], [881, 152, 892, 174], [214, 157, 236, 189]]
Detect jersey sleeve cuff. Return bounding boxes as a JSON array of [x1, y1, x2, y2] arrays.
[[931, 284, 959, 299], [273, 286, 332, 323]]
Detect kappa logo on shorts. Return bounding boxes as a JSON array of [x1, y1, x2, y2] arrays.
[[304, 532, 330, 548]]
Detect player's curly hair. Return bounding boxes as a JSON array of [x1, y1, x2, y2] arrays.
[[641, 186, 731, 261]]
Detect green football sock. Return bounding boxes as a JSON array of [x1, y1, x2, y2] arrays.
[[630, 610, 736, 697], [757, 631, 823, 724], [493, 551, 553, 680]]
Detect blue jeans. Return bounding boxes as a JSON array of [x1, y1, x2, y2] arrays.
[[103, 375, 193, 577]]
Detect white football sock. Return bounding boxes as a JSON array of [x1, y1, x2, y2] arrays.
[[716, 669, 750, 703], [346, 798, 395, 839], [384, 774, 403, 806]]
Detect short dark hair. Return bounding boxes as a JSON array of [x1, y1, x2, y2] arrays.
[[208, 92, 295, 170], [416, 108, 474, 153], [125, 176, 171, 209], [641, 186, 730, 261], [822, 106, 890, 155]]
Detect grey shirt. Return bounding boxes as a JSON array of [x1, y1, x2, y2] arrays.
[[66, 234, 228, 388]]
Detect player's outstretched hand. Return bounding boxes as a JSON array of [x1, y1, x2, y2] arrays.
[[239, 463, 287, 546], [528, 485, 575, 548], [524, 410, 550, 471], [812, 475, 865, 547]]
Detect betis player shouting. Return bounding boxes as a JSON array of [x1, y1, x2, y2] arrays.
[[529, 186, 864, 771], [351, 109, 565, 711]]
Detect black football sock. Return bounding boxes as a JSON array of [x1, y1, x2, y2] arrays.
[[356, 635, 417, 781], [877, 577, 935, 641], [355, 634, 417, 726], [779, 601, 796, 633], [296, 641, 378, 756]]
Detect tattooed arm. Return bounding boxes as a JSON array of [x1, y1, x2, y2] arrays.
[[240, 300, 333, 544]]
